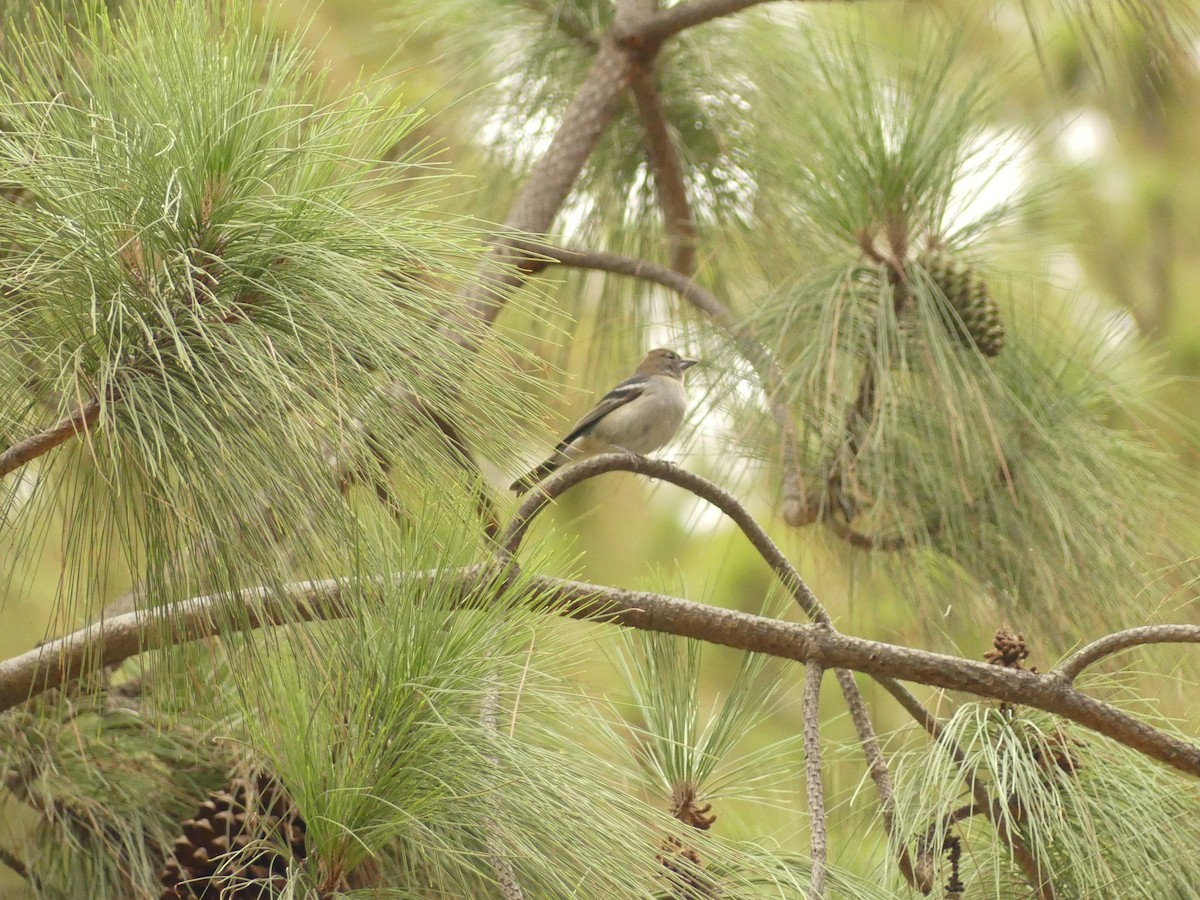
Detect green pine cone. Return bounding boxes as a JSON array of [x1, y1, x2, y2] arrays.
[[920, 253, 1005, 357]]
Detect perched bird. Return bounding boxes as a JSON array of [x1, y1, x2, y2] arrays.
[[510, 348, 698, 494]]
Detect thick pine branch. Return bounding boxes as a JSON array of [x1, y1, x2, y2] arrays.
[[455, 38, 636, 336], [5, 457, 1200, 783], [5, 563, 1200, 778]]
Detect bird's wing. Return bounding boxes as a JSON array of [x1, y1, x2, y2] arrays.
[[558, 374, 648, 448]]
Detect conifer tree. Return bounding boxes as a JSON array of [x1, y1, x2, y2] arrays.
[[2, 2, 1199, 898]]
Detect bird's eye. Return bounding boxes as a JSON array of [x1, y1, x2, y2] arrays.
[[666, 352, 677, 360]]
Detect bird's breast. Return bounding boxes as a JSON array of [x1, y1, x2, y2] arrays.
[[587, 379, 686, 454]]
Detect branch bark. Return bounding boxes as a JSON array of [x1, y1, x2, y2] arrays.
[[1052, 624, 1200, 685], [802, 662, 827, 899], [629, 0, 784, 44], [480, 672, 527, 900], [0, 397, 100, 480], [629, 68, 698, 276], [455, 38, 637, 338], [4, 563, 1200, 779]]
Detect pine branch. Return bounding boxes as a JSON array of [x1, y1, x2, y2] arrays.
[[629, 67, 698, 276], [832, 666, 921, 886], [1052, 625, 1200, 684], [0, 397, 100, 480], [629, 0, 866, 45], [451, 0, 835, 335], [4, 554, 1200, 778], [802, 662, 827, 898], [824, 518, 912, 552], [628, 0, 784, 44], [455, 38, 636, 337], [0, 843, 31, 883], [480, 674, 527, 900], [503, 452, 829, 625], [7, 455, 1200, 777]]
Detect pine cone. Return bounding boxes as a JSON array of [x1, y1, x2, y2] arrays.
[[920, 253, 1005, 357], [160, 773, 307, 900]]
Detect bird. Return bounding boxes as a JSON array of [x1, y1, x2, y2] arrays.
[[510, 348, 698, 494]]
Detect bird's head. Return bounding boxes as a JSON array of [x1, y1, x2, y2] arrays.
[[639, 348, 698, 378]]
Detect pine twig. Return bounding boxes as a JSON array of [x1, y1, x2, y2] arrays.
[[479, 676, 527, 900], [877, 678, 1056, 898], [802, 662, 827, 898]]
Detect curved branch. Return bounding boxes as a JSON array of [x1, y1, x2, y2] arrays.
[[629, 0, 784, 44], [500, 453, 829, 625], [824, 518, 911, 552], [0, 397, 99, 480], [508, 242, 808, 517], [1052, 624, 1200, 685], [802, 662, 827, 898]]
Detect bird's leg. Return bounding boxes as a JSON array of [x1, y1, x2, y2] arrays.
[[607, 443, 646, 465]]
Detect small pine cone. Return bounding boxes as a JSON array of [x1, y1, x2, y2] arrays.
[[658, 835, 719, 900], [943, 833, 965, 897], [670, 782, 717, 831], [984, 628, 1029, 669], [920, 253, 1005, 357], [160, 773, 307, 900]]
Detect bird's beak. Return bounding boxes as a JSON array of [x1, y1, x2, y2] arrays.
[[680, 358, 699, 371]]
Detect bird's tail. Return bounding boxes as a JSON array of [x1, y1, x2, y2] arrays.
[[510, 444, 575, 494], [509, 458, 560, 495]]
